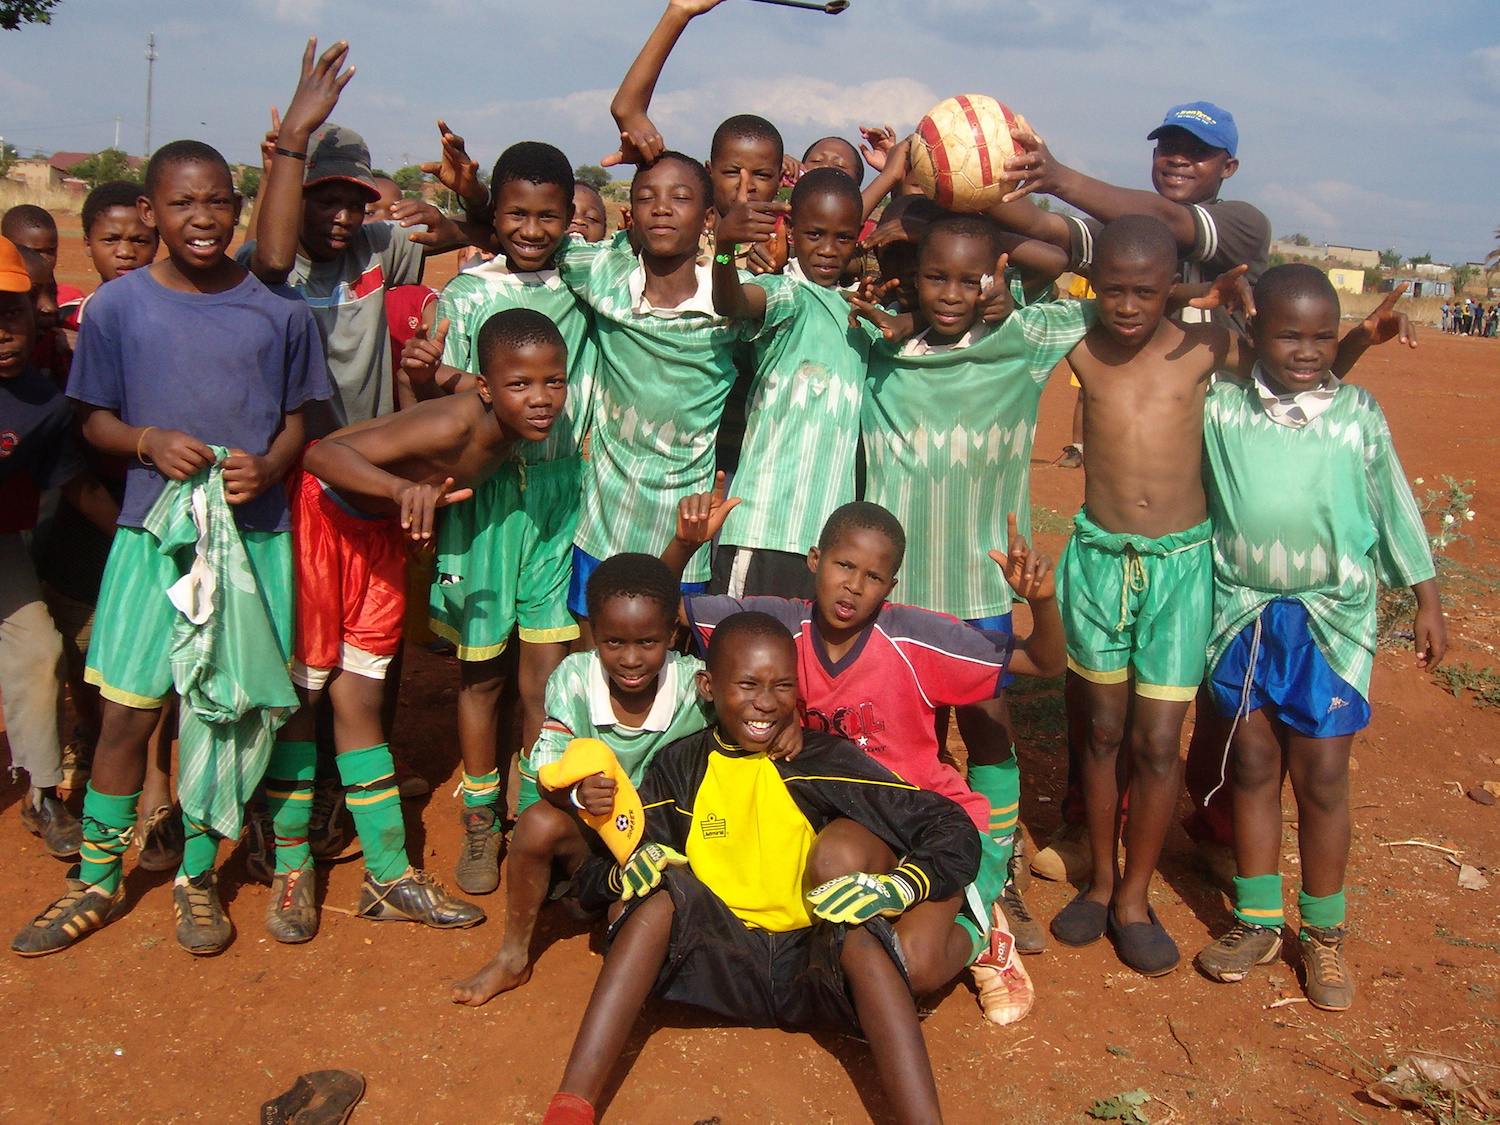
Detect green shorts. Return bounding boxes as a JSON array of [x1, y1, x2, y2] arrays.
[[1056, 509, 1211, 702], [428, 456, 582, 661], [85, 526, 293, 709], [955, 831, 1009, 963]]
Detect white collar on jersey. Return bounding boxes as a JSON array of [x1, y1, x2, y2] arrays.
[[627, 256, 719, 318], [587, 653, 680, 732], [462, 255, 564, 289], [1251, 362, 1341, 429], [785, 257, 857, 293], [900, 318, 993, 356]]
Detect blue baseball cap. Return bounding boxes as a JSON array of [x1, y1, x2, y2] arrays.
[[1147, 102, 1238, 157]]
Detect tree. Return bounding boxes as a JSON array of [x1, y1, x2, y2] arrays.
[[0, 142, 17, 178], [1, 0, 60, 30], [1378, 248, 1402, 269], [235, 165, 261, 199], [1485, 226, 1499, 272], [574, 164, 611, 192], [1407, 252, 1432, 267], [391, 164, 425, 197], [1451, 263, 1476, 295], [1278, 232, 1312, 247], [67, 148, 138, 189]]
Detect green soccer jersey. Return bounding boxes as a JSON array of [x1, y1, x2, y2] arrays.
[[1202, 375, 1435, 694], [437, 258, 596, 463], [554, 233, 786, 582], [525, 650, 713, 784], [719, 273, 870, 556], [862, 299, 1095, 619]]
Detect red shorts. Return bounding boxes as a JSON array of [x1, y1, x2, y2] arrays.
[[291, 467, 406, 685]]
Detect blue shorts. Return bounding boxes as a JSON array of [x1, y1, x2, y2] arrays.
[[567, 546, 706, 619], [966, 612, 1016, 690], [1209, 599, 1370, 739]]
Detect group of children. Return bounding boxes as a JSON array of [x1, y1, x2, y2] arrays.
[[0, 4, 1445, 1122]]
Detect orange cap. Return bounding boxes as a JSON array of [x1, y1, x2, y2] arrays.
[[0, 236, 29, 293]]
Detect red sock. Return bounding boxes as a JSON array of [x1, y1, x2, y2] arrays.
[[541, 1092, 595, 1125]]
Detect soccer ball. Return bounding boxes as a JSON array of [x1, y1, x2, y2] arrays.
[[908, 95, 1021, 213]]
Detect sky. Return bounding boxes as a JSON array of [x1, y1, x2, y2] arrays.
[[2, 0, 1496, 264]]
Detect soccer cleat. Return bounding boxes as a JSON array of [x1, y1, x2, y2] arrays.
[[1054, 443, 1084, 469], [265, 866, 319, 945], [20, 792, 83, 858], [453, 805, 503, 895], [1031, 820, 1089, 883], [11, 869, 126, 956], [1195, 921, 1283, 982], [309, 777, 353, 861], [243, 802, 275, 885], [1299, 924, 1354, 1011], [173, 870, 233, 955], [1000, 879, 1048, 954], [135, 803, 185, 873], [356, 867, 485, 928], [971, 918, 1034, 1026]]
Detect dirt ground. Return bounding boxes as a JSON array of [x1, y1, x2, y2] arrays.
[[5, 228, 1499, 1123]]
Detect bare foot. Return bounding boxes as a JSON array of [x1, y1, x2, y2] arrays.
[[450, 954, 532, 1006]]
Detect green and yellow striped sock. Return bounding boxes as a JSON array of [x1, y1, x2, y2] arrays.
[[1298, 888, 1346, 929], [79, 786, 139, 893], [266, 740, 317, 874], [1233, 873, 1285, 928], [968, 757, 1020, 867], [178, 812, 220, 880], [338, 743, 408, 883], [461, 769, 502, 831]]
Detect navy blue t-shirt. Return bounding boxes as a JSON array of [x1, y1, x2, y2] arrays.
[[67, 266, 328, 532], [0, 365, 86, 532]]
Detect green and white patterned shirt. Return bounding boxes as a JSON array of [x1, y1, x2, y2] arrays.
[[1202, 375, 1435, 693], [525, 650, 713, 785], [719, 272, 870, 555], [437, 258, 595, 463], [555, 233, 786, 581], [862, 299, 1094, 619]]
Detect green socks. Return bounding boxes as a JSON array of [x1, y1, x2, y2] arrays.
[[338, 743, 408, 883], [266, 740, 317, 874], [179, 812, 220, 880], [1233, 873, 1285, 928], [462, 769, 503, 825], [968, 757, 1020, 867], [1299, 888, 1347, 929], [79, 786, 140, 893]]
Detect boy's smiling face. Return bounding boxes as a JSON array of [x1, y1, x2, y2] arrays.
[[569, 185, 607, 243], [300, 180, 374, 262], [790, 190, 861, 288], [630, 158, 708, 260], [708, 136, 782, 216], [1150, 126, 1237, 205], [1092, 249, 1177, 348], [478, 339, 568, 445], [592, 594, 675, 701], [0, 291, 37, 379], [87, 205, 158, 281], [493, 178, 573, 273], [916, 230, 992, 342], [142, 159, 241, 274], [807, 526, 899, 641], [698, 632, 800, 750], [1252, 292, 1340, 395]]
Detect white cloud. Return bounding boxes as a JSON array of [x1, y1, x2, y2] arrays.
[[257, 0, 326, 26]]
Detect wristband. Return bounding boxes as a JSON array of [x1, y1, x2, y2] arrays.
[[569, 785, 586, 811], [136, 426, 157, 467], [714, 249, 735, 265], [273, 146, 308, 161]]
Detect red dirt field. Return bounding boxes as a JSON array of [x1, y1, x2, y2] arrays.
[[5, 240, 1499, 1123]]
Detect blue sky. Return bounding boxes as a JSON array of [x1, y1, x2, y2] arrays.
[[3, 0, 1496, 263]]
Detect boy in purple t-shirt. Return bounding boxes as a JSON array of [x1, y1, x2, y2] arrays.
[[12, 141, 328, 960]]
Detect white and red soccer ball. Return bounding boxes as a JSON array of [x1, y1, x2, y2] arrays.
[[909, 94, 1023, 213]]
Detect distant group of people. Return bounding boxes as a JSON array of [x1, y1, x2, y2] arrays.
[[1441, 297, 1498, 336]]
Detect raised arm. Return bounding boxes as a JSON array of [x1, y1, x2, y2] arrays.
[[605, 0, 730, 167], [662, 472, 740, 581], [712, 171, 786, 319], [248, 38, 355, 285], [1333, 283, 1416, 378]]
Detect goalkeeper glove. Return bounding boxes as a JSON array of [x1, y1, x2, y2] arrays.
[[806, 871, 918, 925], [620, 842, 688, 901]]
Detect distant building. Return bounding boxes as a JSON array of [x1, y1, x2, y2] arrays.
[[1325, 245, 1380, 269], [1412, 262, 1447, 279], [1327, 267, 1365, 294], [3, 151, 145, 196], [1381, 276, 1451, 298]]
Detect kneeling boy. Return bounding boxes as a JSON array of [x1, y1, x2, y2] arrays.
[[540, 611, 981, 1125], [264, 307, 567, 942]]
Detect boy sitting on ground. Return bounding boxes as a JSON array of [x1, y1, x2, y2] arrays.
[[262, 307, 567, 943], [539, 611, 983, 1125], [669, 494, 1065, 1025], [1193, 265, 1443, 1011]]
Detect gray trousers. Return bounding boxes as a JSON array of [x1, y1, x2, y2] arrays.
[[0, 531, 64, 789]]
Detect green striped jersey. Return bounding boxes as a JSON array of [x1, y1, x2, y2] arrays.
[[1202, 377, 1434, 693], [719, 273, 870, 555], [862, 299, 1094, 618], [437, 259, 595, 463]]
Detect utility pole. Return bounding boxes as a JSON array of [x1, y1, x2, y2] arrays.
[[144, 33, 157, 158], [114, 115, 121, 150]]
